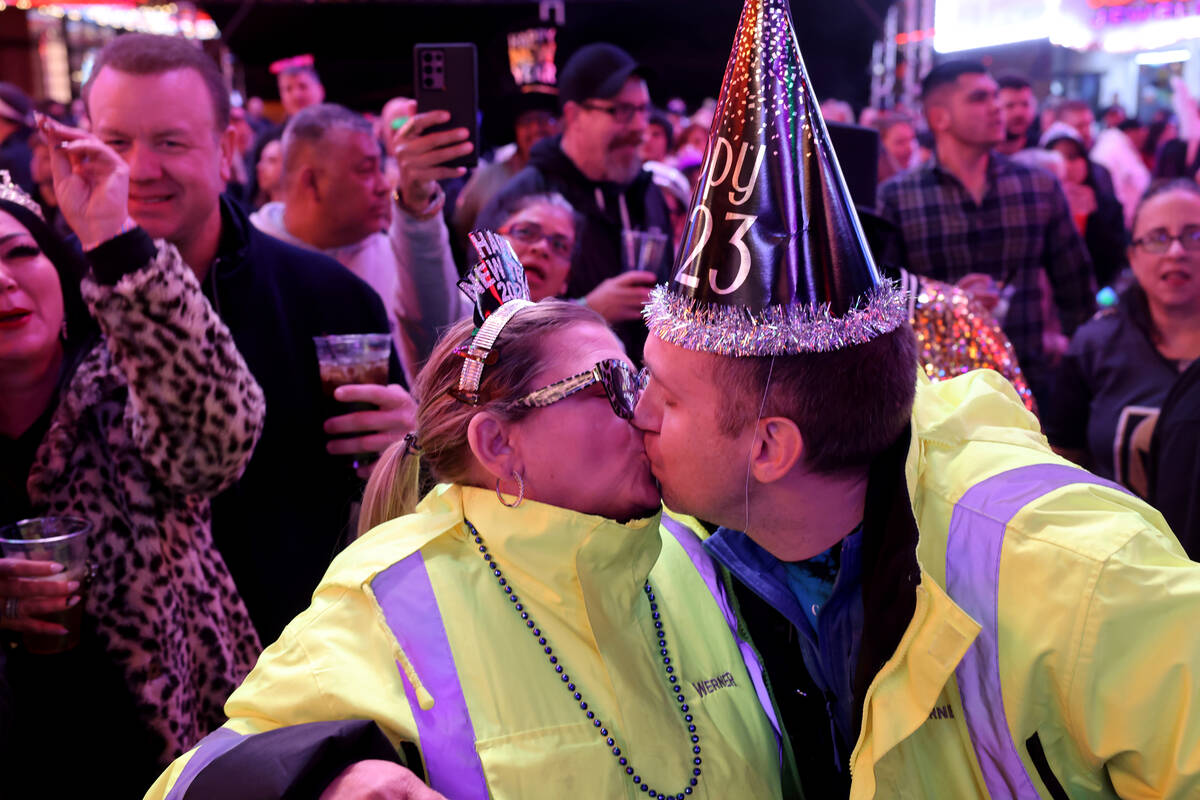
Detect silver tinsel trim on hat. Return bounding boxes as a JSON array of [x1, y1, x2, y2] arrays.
[[643, 280, 909, 357]]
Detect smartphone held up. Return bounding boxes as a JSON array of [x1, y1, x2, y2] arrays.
[[414, 43, 480, 170]]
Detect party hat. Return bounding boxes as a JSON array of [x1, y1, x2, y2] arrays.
[[449, 230, 534, 405], [643, 0, 906, 356], [459, 229, 532, 328]]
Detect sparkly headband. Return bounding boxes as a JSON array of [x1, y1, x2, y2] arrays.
[[449, 229, 535, 405], [0, 170, 44, 221], [643, 280, 908, 357], [450, 298, 535, 405]]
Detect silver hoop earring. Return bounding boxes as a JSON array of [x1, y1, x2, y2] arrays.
[[496, 470, 525, 508]]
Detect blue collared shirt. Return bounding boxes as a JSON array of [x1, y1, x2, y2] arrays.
[[705, 525, 864, 757]]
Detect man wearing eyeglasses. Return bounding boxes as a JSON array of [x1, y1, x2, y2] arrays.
[[479, 43, 675, 362]]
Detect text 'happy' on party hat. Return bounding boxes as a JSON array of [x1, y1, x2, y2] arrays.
[[643, 0, 906, 357]]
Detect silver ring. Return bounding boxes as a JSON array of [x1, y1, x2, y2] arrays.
[[3, 597, 18, 620]]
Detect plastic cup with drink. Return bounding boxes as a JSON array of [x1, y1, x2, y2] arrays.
[[313, 333, 393, 468], [0, 516, 92, 654], [621, 229, 670, 273]]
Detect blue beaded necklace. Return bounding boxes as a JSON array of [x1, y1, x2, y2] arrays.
[[466, 519, 703, 798]]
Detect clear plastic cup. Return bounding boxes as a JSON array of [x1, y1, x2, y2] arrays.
[[312, 334, 392, 398], [621, 229, 669, 273], [313, 334, 393, 468], [0, 516, 91, 654]]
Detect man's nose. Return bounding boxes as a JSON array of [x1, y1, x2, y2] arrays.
[[126, 141, 162, 181], [631, 390, 657, 432]]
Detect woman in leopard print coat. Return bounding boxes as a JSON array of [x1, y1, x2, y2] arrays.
[[1, 186, 265, 791]]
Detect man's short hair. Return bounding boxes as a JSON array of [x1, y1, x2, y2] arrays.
[[920, 60, 988, 104], [712, 325, 920, 474], [873, 111, 916, 138], [648, 111, 674, 150], [280, 64, 321, 83], [281, 102, 373, 181], [996, 74, 1032, 92], [1057, 98, 1093, 118], [83, 33, 230, 131]]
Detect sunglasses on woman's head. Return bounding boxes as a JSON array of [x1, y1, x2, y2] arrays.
[[515, 358, 649, 419]]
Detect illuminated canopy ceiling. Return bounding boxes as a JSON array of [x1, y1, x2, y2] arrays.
[[934, 0, 1200, 54]]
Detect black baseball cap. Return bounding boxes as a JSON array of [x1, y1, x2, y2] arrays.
[[558, 43, 651, 106]]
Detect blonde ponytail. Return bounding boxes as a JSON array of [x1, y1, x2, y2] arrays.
[[358, 435, 424, 537], [357, 300, 605, 537]]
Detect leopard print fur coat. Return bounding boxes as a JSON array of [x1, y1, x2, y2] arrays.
[[26, 239, 265, 763]]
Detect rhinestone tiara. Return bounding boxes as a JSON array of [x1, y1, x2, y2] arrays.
[[0, 170, 44, 221]]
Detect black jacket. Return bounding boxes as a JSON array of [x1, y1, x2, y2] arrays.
[[1150, 358, 1200, 557], [203, 196, 403, 643], [1083, 160, 1127, 288], [477, 135, 674, 361]]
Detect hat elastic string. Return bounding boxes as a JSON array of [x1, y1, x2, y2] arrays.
[[743, 356, 776, 535]]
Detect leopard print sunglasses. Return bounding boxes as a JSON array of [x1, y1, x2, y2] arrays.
[[515, 358, 649, 420]]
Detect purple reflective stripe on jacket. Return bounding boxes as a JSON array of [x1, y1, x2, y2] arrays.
[[946, 463, 1130, 799], [164, 727, 245, 800], [661, 515, 781, 739], [372, 551, 489, 800]]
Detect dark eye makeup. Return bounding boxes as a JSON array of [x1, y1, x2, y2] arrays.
[[3, 243, 42, 260]]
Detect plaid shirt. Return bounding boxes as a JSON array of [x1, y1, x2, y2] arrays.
[[878, 153, 1096, 381]]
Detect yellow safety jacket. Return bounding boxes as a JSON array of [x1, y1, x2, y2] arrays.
[[146, 485, 783, 800], [851, 371, 1200, 798]]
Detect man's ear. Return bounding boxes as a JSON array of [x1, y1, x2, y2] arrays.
[[466, 412, 520, 481], [218, 124, 237, 184], [561, 100, 581, 129], [748, 416, 803, 485], [925, 104, 949, 135], [298, 163, 321, 203]]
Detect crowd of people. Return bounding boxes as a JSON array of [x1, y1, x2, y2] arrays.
[[1, 0, 1200, 794]]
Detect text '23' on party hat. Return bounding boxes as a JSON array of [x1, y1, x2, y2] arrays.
[[643, 0, 906, 356]]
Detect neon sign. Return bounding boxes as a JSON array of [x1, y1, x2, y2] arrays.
[[1088, 1, 1200, 26]]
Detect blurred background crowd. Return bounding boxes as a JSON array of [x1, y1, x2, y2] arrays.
[[2, 0, 1200, 793]]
